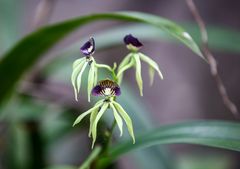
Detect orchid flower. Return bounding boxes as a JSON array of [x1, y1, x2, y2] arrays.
[[117, 34, 164, 96], [71, 37, 112, 102], [73, 79, 135, 148]]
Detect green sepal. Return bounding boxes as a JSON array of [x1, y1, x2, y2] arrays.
[[88, 99, 105, 137], [94, 66, 98, 86], [117, 55, 135, 84], [113, 101, 135, 144], [148, 66, 155, 86], [139, 53, 163, 81], [92, 102, 109, 148], [133, 53, 143, 96], [72, 101, 103, 127], [110, 103, 123, 137], [87, 61, 95, 102], [76, 61, 88, 98], [71, 58, 86, 101]]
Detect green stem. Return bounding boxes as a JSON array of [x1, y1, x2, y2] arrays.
[[79, 146, 102, 169]]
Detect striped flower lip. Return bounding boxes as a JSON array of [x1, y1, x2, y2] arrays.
[[80, 37, 95, 56], [92, 79, 121, 97], [124, 34, 143, 51]]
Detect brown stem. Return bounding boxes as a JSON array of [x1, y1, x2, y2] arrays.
[[185, 0, 238, 117]]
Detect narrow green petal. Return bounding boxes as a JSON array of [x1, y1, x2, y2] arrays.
[[110, 103, 123, 136], [117, 57, 134, 84], [92, 103, 109, 148], [73, 57, 85, 69], [72, 103, 102, 127], [139, 53, 163, 80], [71, 59, 86, 101], [113, 101, 135, 144], [94, 66, 98, 86], [118, 53, 132, 70], [89, 108, 98, 137], [149, 66, 155, 86], [87, 63, 95, 102], [88, 99, 105, 137], [133, 54, 143, 96], [76, 61, 88, 94], [95, 63, 112, 72]]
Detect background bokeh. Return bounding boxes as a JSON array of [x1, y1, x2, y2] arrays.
[[1, 0, 240, 169]]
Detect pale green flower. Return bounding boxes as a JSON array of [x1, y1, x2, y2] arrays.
[[117, 34, 164, 96], [73, 79, 135, 148], [71, 38, 112, 102]]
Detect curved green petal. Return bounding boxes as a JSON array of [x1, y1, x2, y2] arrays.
[[94, 66, 98, 86], [72, 103, 103, 127], [139, 53, 163, 80], [76, 61, 88, 96], [117, 57, 135, 84], [71, 58, 86, 101], [118, 53, 132, 70], [148, 66, 155, 86], [110, 103, 123, 137], [117, 54, 133, 83], [87, 63, 95, 102], [73, 57, 85, 69], [133, 54, 143, 96], [113, 101, 135, 144], [92, 103, 109, 148], [88, 99, 105, 137]]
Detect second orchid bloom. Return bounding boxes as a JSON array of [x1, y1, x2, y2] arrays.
[[117, 34, 163, 96]]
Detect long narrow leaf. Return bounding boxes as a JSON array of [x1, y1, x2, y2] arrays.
[[111, 121, 240, 159]]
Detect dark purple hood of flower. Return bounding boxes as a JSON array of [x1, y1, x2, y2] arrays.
[[80, 37, 95, 56], [124, 34, 143, 49], [92, 79, 121, 96]]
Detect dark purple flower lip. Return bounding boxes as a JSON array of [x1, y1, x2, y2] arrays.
[[124, 34, 143, 50], [92, 79, 121, 97], [80, 37, 95, 56]]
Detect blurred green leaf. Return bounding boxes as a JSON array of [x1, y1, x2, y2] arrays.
[[177, 153, 232, 169], [98, 121, 240, 167], [0, 11, 202, 107], [44, 166, 77, 169]]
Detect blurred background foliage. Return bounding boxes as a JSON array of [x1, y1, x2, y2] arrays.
[[0, 0, 240, 169]]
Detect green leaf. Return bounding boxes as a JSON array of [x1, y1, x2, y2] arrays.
[[110, 102, 123, 136], [133, 54, 143, 96], [106, 121, 240, 162], [0, 11, 202, 106], [92, 102, 108, 148], [113, 101, 135, 144]]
